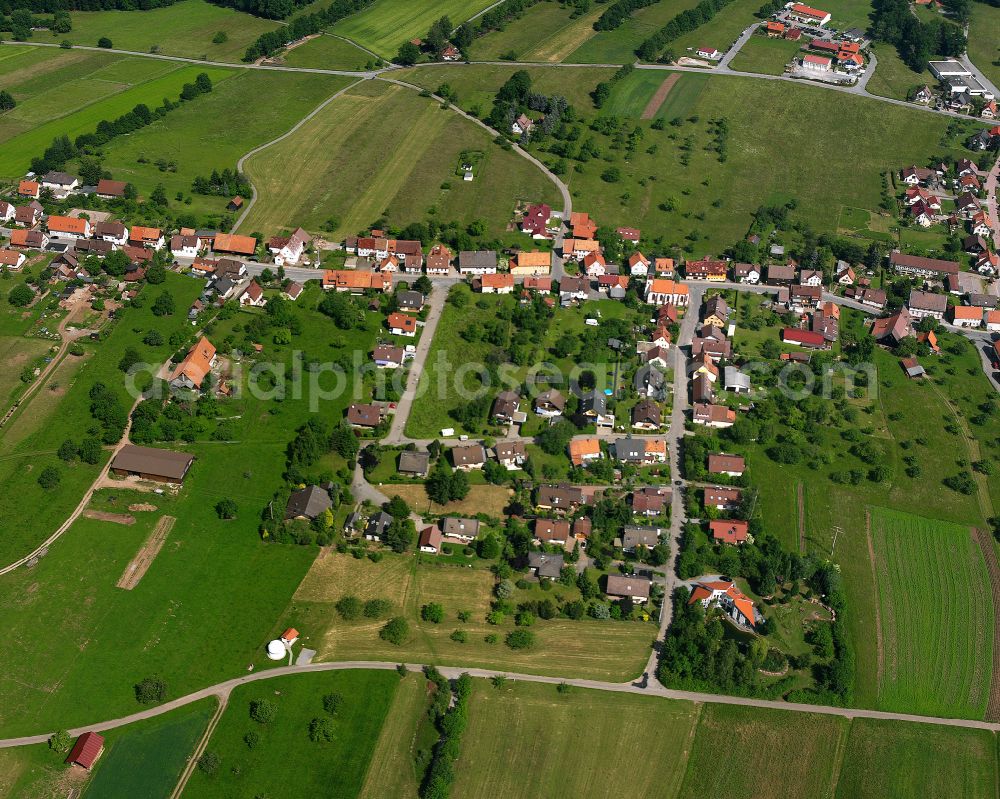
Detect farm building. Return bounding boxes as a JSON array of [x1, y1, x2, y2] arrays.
[[65, 732, 104, 769], [110, 445, 194, 483]]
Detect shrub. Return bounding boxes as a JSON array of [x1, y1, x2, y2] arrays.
[[335, 595, 362, 620], [8, 284, 33, 307], [308, 716, 336, 742], [421, 602, 445, 623], [450, 629, 468, 643], [363, 598, 392, 618], [48, 730, 72, 753], [215, 498, 238, 519], [379, 616, 409, 645], [505, 629, 536, 650], [323, 692, 344, 715], [249, 698, 276, 724], [134, 675, 166, 704], [97, 37, 113, 48], [197, 751, 220, 774], [243, 730, 259, 749]]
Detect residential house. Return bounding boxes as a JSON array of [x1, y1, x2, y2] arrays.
[[583, 251, 607, 277], [702, 296, 729, 327], [710, 519, 749, 545], [41, 171, 78, 195], [528, 551, 564, 579], [46, 215, 90, 239], [9, 229, 47, 249], [0, 249, 27, 270], [387, 312, 417, 337], [452, 444, 487, 471], [799, 269, 823, 286], [907, 289, 948, 320], [766, 264, 796, 285], [268, 227, 311, 266], [239, 280, 265, 308], [346, 403, 385, 428], [732, 262, 760, 283], [536, 484, 584, 512], [632, 398, 661, 430], [707, 453, 745, 477], [520, 203, 553, 238], [559, 275, 589, 303], [170, 234, 200, 259], [870, 308, 914, 345], [14, 202, 41, 227], [418, 526, 444, 553], [459, 250, 498, 275], [569, 211, 598, 239], [0, 201, 13, 223], [628, 251, 651, 276], [94, 222, 131, 248], [492, 390, 521, 424], [478, 273, 515, 294], [686, 258, 728, 281], [365, 511, 392, 541], [569, 437, 601, 467], [986, 310, 1000, 332], [285, 485, 332, 521], [398, 450, 430, 478], [617, 226, 641, 244], [534, 519, 571, 546], [692, 372, 714, 404], [689, 353, 719, 383], [495, 440, 527, 469], [169, 337, 216, 391], [691, 337, 732, 360], [442, 517, 480, 542], [535, 389, 565, 417], [322, 270, 392, 293], [524, 276, 551, 294], [283, 282, 304, 301], [372, 344, 405, 368], [645, 346, 670, 369], [562, 238, 600, 261], [17, 180, 39, 199], [688, 580, 758, 628], [704, 486, 742, 510], [605, 575, 652, 603], [692, 402, 736, 428], [654, 257, 675, 276], [631, 487, 670, 517], [426, 244, 452, 275], [598, 274, 629, 298], [130, 226, 165, 250], [789, 284, 822, 312], [950, 305, 982, 328]]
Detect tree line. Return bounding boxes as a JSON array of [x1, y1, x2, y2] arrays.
[[871, 0, 966, 71], [594, 0, 661, 31], [635, 0, 735, 61], [241, 0, 375, 61], [30, 73, 213, 175], [191, 167, 252, 197]]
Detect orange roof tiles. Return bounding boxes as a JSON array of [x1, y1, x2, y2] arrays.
[[213, 233, 257, 256], [171, 337, 216, 387], [47, 215, 88, 235]]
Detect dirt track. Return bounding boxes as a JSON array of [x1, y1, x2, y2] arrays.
[[641, 73, 680, 119], [116, 515, 175, 590], [82, 510, 135, 525]]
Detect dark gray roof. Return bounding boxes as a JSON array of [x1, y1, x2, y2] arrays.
[[459, 250, 498, 269], [398, 450, 430, 475], [365, 511, 393, 538], [614, 438, 646, 462], [397, 290, 424, 309], [579, 391, 607, 415], [285, 485, 332, 520], [528, 551, 564, 579], [111, 445, 193, 480]]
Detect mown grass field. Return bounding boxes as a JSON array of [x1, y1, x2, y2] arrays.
[[468, 2, 603, 62], [822, 0, 875, 30], [835, 718, 997, 798], [0, 336, 51, 408], [866, 44, 934, 101], [969, 3, 1000, 115], [0, 62, 236, 178], [285, 552, 655, 681], [280, 33, 374, 70], [60, 0, 280, 62], [82, 699, 216, 799], [601, 70, 708, 117], [454, 681, 699, 798], [356, 674, 428, 799], [82, 70, 352, 218], [568, 0, 705, 63], [730, 33, 801, 75], [240, 81, 558, 238], [870, 507, 993, 719], [666, 0, 760, 57], [677, 704, 846, 798], [330, 0, 497, 58], [184, 670, 396, 799]]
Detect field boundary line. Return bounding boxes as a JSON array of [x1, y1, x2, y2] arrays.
[[640, 73, 679, 119], [232, 76, 366, 232], [796, 480, 805, 555], [973, 526, 1000, 723], [167, 693, 226, 799]]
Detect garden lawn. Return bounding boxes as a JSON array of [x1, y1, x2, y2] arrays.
[[468, 2, 603, 62], [729, 33, 801, 75], [80, 70, 352, 220], [834, 718, 997, 798], [82, 699, 216, 799], [677, 704, 845, 798], [869, 507, 993, 719], [239, 81, 557, 238], [183, 670, 397, 799], [568, 0, 705, 63], [280, 33, 374, 70], [330, 0, 498, 58], [866, 45, 933, 101], [0, 65, 236, 178], [454, 680, 698, 798], [61, 0, 281, 62], [284, 553, 655, 681], [968, 3, 1000, 93]]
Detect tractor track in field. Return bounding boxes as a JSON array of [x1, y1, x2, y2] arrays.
[[641, 73, 679, 119], [972, 526, 1000, 723]]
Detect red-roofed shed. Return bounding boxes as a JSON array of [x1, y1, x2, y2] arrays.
[[66, 732, 105, 769]]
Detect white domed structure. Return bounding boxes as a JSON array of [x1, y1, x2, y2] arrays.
[[266, 639, 286, 661]]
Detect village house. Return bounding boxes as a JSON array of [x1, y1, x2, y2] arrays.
[[689, 579, 758, 627], [606, 574, 652, 603], [0, 249, 27, 270], [91, 220, 127, 247], [524, 276, 551, 294], [628, 251, 651, 276], [685, 258, 728, 281], [426, 244, 452, 275], [702, 296, 730, 327], [418, 526, 444, 553], [387, 312, 418, 337], [10, 228, 47, 249], [692, 402, 736, 428], [285, 485, 332, 521], [95, 178, 127, 199], [560, 275, 589, 303], [373, 344, 405, 368], [907, 289, 948, 320], [364, 511, 392, 541], [631, 398, 662, 430], [707, 453, 745, 477], [520, 203, 553, 238], [452, 443, 487, 471], [535, 388, 565, 417], [492, 390, 521, 424], [562, 238, 601, 261], [459, 250, 498, 275], [986, 310, 1000, 332], [598, 274, 629, 298], [710, 519, 749, 545], [511, 250, 551, 275], [583, 251, 608, 278], [477, 273, 515, 294], [950, 305, 982, 328], [569, 437, 602, 467], [732, 262, 760, 283], [871, 307, 914, 345], [631, 486, 670, 517], [398, 450, 430, 478], [239, 280, 265, 308], [18, 179, 40, 199], [704, 485, 742, 510], [346, 402, 386, 428], [645, 278, 690, 306], [569, 211, 598, 239], [0, 201, 13, 223], [268, 227, 311, 266], [130, 226, 165, 250], [617, 226, 641, 244], [323, 270, 392, 293], [528, 551, 564, 579], [169, 337, 216, 391], [41, 170, 78, 196], [536, 483, 585, 512], [47, 214, 90, 239], [613, 437, 666, 464], [442, 517, 480, 542], [495, 440, 527, 469], [14, 202, 41, 228], [534, 518, 571, 546]]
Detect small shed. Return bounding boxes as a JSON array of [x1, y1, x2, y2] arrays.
[[66, 732, 105, 770]]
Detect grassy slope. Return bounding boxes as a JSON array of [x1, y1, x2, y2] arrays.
[[285, 552, 656, 681], [330, 0, 497, 58], [240, 81, 558, 238], [677, 704, 846, 798], [867, 44, 934, 101], [454, 681, 698, 799], [667, 0, 761, 55], [0, 336, 51, 407], [467, 2, 599, 62], [968, 3, 1000, 105], [835, 718, 997, 798], [0, 64, 236, 178], [183, 670, 397, 799], [61, 0, 280, 62], [84, 70, 352, 218], [81, 699, 216, 799], [280, 34, 374, 70], [568, 0, 705, 64], [729, 33, 802, 75], [870, 507, 993, 718], [356, 674, 427, 799]]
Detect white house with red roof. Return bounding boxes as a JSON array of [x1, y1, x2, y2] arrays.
[[688, 579, 759, 627], [239, 280, 265, 308]]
